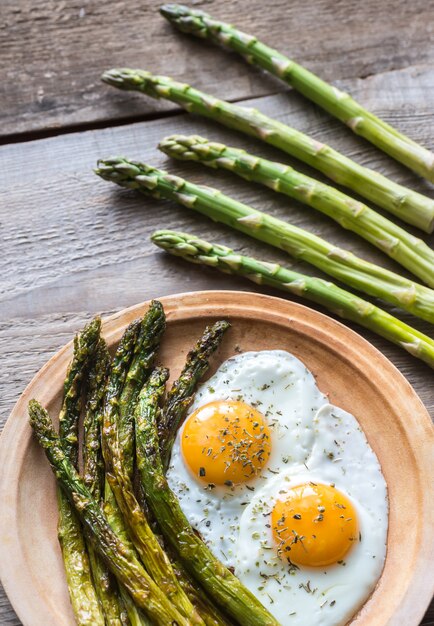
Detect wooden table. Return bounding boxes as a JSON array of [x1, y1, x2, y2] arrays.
[[1, 1, 433, 623]]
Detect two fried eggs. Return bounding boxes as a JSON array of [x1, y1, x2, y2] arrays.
[[167, 350, 388, 625]]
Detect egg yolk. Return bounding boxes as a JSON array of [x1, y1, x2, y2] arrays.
[[271, 482, 359, 567], [181, 400, 271, 486]]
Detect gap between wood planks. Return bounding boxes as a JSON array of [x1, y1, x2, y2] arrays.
[[0, 89, 287, 146], [3, 59, 433, 147]]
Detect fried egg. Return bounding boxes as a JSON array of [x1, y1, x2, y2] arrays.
[[167, 350, 327, 563], [237, 403, 388, 624], [167, 351, 388, 625]]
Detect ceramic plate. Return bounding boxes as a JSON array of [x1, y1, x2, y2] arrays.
[[0, 291, 433, 626]]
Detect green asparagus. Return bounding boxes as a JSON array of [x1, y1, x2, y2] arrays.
[[172, 558, 231, 626], [160, 4, 434, 184], [83, 338, 128, 626], [101, 68, 434, 233], [159, 320, 230, 470], [100, 318, 146, 624], [28, 400, 187, 626], [119, 587, 151, 626], [140, 327, 232, 626], [135, 369, 280, 626], [95, 157, 434, 323], [102, 303, 203, 624], [103, 477, 163, 626], [102, 479, 150, 626], [159, 134, 434, 287], [57, 319, 105, 626], [60, 318, 101, 465], [83, 338, 111, 502], [152, 230, 434, 370], [116, 303, 165, 479], [101, 318, 141, 467]]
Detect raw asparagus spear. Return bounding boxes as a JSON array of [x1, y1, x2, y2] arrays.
[[83, 338, 129, 626], [135, 369, 280, 626], [101, 68, 434, 233], [152, 230, 434, 370], [160, 4, 434, 184], [159, 320, 230, 470], [102, 303, 203, 624], [57, 319, 105, 626], [160, 134, 434, 287], [28, 401, 187, 626], [95, 157, 434, 324]]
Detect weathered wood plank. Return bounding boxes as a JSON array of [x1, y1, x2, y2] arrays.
[[0, 75, 433, 623], [1, 65, 433, 315], [1, 0, 434, 137]]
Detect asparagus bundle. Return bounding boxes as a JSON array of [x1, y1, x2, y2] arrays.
[[159, 320, 230, 469], [159, 134, 434, 288], [28, 401, 187, 626], [101, 312, 222, 625], [160, 4, 434, 184], [57, 319, 105, 626], [28, 314, 277, 626], [95, 157, 434, 323], [101, 68, 434, 233], [152, 230, 434, 370], [102, 303, 203, 623], [135, 369, 281, 626]]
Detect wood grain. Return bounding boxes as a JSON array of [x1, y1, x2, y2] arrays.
[[1, 67, 434, 313], [1, 87, 434, 624], [1, 0, 434, 137], [0, 292, 433, 626], [1, 3, 433, 621]]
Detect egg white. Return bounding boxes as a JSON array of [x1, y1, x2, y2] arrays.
[[167, 352, 388, 625], [236, 404, 388, 625], [167, 350, 327, 565]]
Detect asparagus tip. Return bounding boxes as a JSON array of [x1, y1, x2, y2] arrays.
[[101, 68, 150, 91], [159, 4, 207, 22], [159, 4, 178, 18]]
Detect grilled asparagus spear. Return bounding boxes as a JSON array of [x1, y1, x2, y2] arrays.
[[57, 319, 105, 626], [102, 302, 204, 624], [83, 338, 129, 625], [159, 320, 230, 470], [135, 368, 281, 626], [98, 317, 156, 626], [102, 482, 150, 626], [29, 400, 188, 626]]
